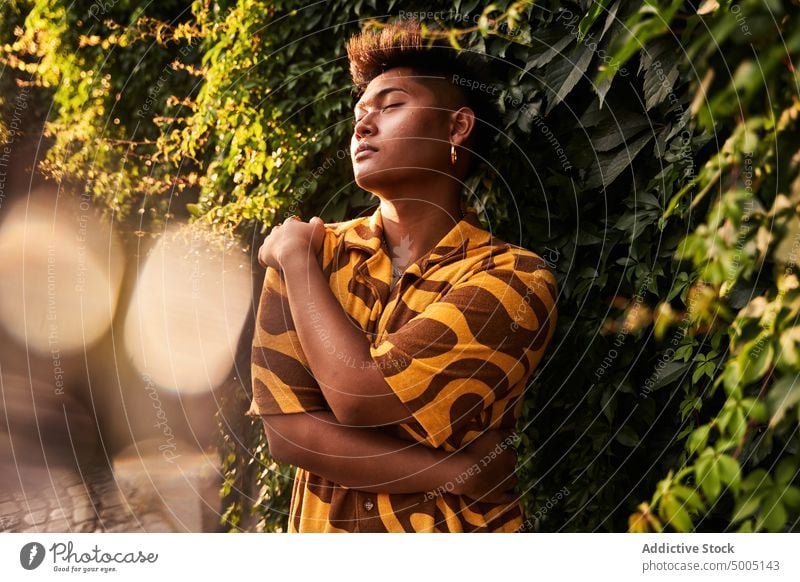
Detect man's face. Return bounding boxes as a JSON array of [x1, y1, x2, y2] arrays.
[[350, 67, 456, 192]]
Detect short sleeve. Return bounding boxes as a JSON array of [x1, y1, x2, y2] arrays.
[[368, 257, 557, 447], [248, 265, 328, 416]]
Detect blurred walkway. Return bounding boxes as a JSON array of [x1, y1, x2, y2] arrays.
[[0, 451, 221, 533]]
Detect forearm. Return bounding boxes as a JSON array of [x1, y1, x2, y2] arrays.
[[261, 411, 465, 494], [278, 250, 400, 424]]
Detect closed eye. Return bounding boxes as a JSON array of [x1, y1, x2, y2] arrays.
[[353, 103, 403, 126]]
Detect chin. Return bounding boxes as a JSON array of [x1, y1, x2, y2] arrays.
[[353, 164, 400, 192]]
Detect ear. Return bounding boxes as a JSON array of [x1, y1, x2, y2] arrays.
[[449, 106, 475, 149]]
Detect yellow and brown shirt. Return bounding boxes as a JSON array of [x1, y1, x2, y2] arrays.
[[247, 205, 558, 532]]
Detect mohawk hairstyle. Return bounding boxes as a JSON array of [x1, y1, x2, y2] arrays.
[[346, 19, 501, 167]]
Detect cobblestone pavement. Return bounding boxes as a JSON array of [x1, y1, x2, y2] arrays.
[[0, 451, 222, 533]]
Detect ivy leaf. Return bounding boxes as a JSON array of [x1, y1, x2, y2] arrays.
[[650, 360, 692, 391], [775, 457, 798, 485], [783, 486, 800, 510], [692, 362, 709, 384], [767, 376, 800, 428], [662, 496, 693, 532], [722, 360, 742, 396], [595, 75, 614, 108], [640, 38, 681, 111], [578, 98, 606, 128], [736, 337, 773, 387], [740, 397, 768, 423], [666, 272, 690, 302], [731, 495, 761, 522], [544, 40, 594, 114], [522, 27, 574, 73], [773, 216, 800, 265], [756, 493, 787, 532], [584, 132, 653, 189], [680, 395, 702, 421], [578, 0, 614, 39], [601, 387, 616, 423], [695, 455, 721, 502], [717, 455, 741, 495], [613, 212, 638, 230], [686, 425, 710, 454], [728, 406, 748, 441], [616, 425, 640, 447], [741, 468, 771, 492], [672, 485, 705, 512], [590, 110, 651, 152], [674, 344, 693, 362], [776, 326, 800, 372]]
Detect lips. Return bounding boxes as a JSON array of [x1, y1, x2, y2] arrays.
[[354, 142, 378, 158]]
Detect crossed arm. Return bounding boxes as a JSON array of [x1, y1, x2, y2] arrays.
[[277, 249, 414, 426], [252, 247, 516, 500], [263, 410, 513, 498]]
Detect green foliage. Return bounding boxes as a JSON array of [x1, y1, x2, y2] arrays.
[[624, 0, 800, 533], [3, 0, 799, 533], [1, 0, 205, 228], [0, 0, 32, 141]]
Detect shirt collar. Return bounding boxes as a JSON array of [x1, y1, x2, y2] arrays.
[[342, 205, 491, 269]]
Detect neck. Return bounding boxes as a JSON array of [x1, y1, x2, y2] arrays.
[[378, 197, 465, 269]]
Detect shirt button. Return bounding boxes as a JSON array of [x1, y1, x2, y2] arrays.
[[363, 499, 374, 511]]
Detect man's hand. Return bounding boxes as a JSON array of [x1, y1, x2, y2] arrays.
[[258, 215, 325, 270], [453, 430, 518, 504]]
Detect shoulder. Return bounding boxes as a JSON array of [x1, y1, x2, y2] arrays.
[[318, 214, 372, 254], [321, 215, 364, 242], [323, 215, 368, 236], [475, 239, 559, 339], [463, 218, 552, 273], [469, 234, 559, 302]]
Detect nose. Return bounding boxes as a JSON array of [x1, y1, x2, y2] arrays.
[[353, 112, 375, 141]]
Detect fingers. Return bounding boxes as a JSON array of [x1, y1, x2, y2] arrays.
[[273, 215, 301, 228], [309, 216, 324, 233], [273, 215, 324, 230], [257, 244, 267, 269]]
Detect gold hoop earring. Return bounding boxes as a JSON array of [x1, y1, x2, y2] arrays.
[[450, 143, 457, 165]]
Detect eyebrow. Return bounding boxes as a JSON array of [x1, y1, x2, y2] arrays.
[[354, 87, 410, 112]]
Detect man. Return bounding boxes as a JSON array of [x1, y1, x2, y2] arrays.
[[249, 19, 558, 532]]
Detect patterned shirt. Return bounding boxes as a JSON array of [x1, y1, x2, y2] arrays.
[[247, 205, 558, 532]]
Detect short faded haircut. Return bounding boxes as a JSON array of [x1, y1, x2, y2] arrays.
[[346, 19, 500, 168]]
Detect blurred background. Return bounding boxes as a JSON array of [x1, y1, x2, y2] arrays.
[[0, 165, 250, 532]]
